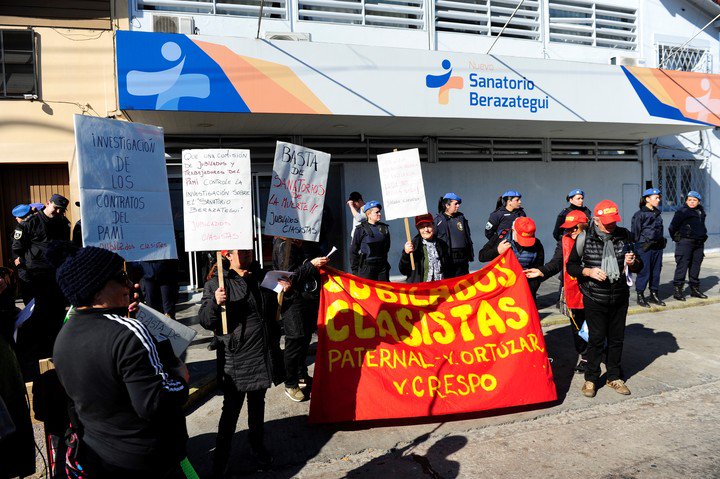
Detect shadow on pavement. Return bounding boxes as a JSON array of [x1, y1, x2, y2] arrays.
[[542, 322, 580, 402], [621, 323, 679, 381]]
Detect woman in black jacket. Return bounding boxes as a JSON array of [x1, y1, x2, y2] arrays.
[[434, 193, 473, 277], [631, 188, 666, 307], [485, 190, 526, 239], [668, 191, 708, 300], [552, 188, 591, 241], [400, 214, 452, 283], [199, 249, 285, 476]]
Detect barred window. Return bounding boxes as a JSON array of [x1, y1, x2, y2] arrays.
[[548, 0, 637, 50], [657, 160, 707, 211], [1, 30, 38, 99], [657, 44, 712, 73]]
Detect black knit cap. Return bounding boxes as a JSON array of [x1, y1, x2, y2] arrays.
[[55, 245, 125, 306]]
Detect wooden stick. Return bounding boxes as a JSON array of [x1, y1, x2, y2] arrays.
[[404, 217, 415, 271], [216, 251, 228, 334], [275, 239, 293, 322]]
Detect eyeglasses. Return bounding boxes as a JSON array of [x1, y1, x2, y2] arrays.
[[111, 270, 132, 286]]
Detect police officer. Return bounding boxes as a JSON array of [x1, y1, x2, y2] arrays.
[[485, 190, 526, 239], [11, 204, 34, 305], [669, 191, 707, 301], [552, 189, 591, 241], [350, 201, 391, 281], [434, 193, 473, 277], [631, 188, 666, 307]]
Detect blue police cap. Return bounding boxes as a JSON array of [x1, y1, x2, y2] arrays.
[[687, 191, 702, 201], [443, 192, 462, 204], [643, 188, 661, 197], [50, 194, 69, 209], [12, 204, 31, 218], [362, 200, 382, 213], [29, 202, 44, 210], [567, 189, 584, 198], [502, 190, 522, 198]]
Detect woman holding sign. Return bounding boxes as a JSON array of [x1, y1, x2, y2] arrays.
[[400, 214, 452, 283], [350, 201, 391, 281]]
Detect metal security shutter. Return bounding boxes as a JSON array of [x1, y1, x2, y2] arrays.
[[436, 0, 540, 40], [548, 0, 636, 50], [296, 0, 424, 28], [550, 140, 640, 161], [436, 138, 543, 161], [139, 0, 288, 19]]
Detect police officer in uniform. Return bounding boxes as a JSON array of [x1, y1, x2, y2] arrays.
[[669, 191, 708, 301], [631, 188, 666, 307], [350, 201, 391, 281], [11, 204, 34, 305], [485, 190, 526, 239], [434, 193, 473, 277], [552, 189, 591, 241]]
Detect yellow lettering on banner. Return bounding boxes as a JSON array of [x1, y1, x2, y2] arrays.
[[328, 349, 342, 372], [518, 336, 533, 353], [325, 299, 350, 341], [397, 290, 410, 306], [507, 339, 522, 355], [454, 279, 477, 301], [353, 347, 368, 365], [498, 297, 529, 330], [376, 310, 401, 342], [460, 350, 474, 365], [365, 349, 377, 367], [473, 346, 489, 362], [394, 349, 407, 369], [375, 284, 397, 303], [428, 311, 455, 344], [379, 348, 392, 368], [349, 279, 371, 300], [324, 275, 344, 293], [428, 285, 454, 305], [397, 308, 422, 347], [412, 376, 424, 397], [494, 259, 517, 287], [449, 304, 475, 341], [481, 374, 497, 391], [352, 303, 375, 339], [428, 376, 445, 398], [393, 379, 407, 394], [456, 375, 470, 396], [474, 271, 498, 292], [409, 287, 429, 306], [419, 312, 433, 345], [496, 342, 509, 359], [341, 349, 355, 369], [528, 334, 545, 352], [407, 373, 497, 397], [443, 374, 459, 396], [477, 301, 507, 336]]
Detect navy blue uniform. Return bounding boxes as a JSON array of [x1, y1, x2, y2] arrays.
[[631, 206, 666, 294], [552, 205, 591, 241], [485, 207, 526, 239], [434, 212, 473, 277], [668, 204, 707, 288], [350, 222, 391, 281]]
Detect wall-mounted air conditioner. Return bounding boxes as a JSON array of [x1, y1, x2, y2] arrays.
[[153, 15, 195, 35], [264, 32, 311, 41], [610, 56, 643, 67]]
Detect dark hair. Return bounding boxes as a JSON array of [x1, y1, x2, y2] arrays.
[[495, 196, 504, 209], [349, 191, 363, 202], [438, 196, 451, 214]]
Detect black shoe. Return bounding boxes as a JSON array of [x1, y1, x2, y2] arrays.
[[690, 286, 708, 299], [648, 291, 666, 306], [251, 446, 274, 469], [574, 357, 587, 374], [636, 292, 650, 308], [673, 285, 686, 301], [298, 375, 313, 388]]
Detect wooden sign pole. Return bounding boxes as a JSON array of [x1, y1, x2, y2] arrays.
[[404, 217, 416, 270], [216, 251, 228, 334]]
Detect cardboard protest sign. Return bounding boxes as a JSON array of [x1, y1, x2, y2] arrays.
[[376, 148, 428, 221], [74, 115, 177, 261], [136, 303, 197, 357], [309, 251, 556, 423], [264, 142, 330, 242], [182, 149, 253, 251]]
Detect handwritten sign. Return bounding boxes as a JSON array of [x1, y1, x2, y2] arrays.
[[376, 148, 427, 220], [182, 149, 252, 251], [136, 303, 197, 357], [74, 115, 177, 261], [264, 141, 331, 242]]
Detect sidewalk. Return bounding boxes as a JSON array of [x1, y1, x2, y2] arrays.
[[176, 253, 720, 409]]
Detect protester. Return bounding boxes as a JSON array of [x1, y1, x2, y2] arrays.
[[199, 249, 286, 476], [434, 193, 473, 277], [52, 244, 189, 478], [11, 193, 71, 379], [485, 190, 526, 239], [400, 213, 452, 283], [552, 189, 591, 241], [631, 188, 666, 307], [669, 191, 708, 300], [566, 200, 643, 398], [346, 191, 366, 243], [273, 238, 328, 402], [72, 201, 83, 247], [138, 259, 180, 319], [525, 212, 589, 372], [479, 217, 544, 300], [350, 200, 391, 280], [0, 267, 36, 479], [11, 204, 34, 305]]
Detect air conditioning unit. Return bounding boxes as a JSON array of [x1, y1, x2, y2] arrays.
[[264, 32, 311, 41], [610, 56, 642, 67], [153, 15, 195, 35]]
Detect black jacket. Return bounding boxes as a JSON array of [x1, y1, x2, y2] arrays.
[[399, 235, 452, 283], [478, 230, 544, 297], [538, 239, 564, 280], [668, 204, 707, 242], [11, 212, 70, 272], [434, 212, 473, 263], [485, 207, 526, 239], [631, 206, 665, 249], [199, 267, 282, 392], [350, 221, 391, 274], [552, 205, 591, 241], [53, 307, 188, 472], [566, 224, 643, 304]]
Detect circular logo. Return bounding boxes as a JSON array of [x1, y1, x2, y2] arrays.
[[456, 222, 464, 232]]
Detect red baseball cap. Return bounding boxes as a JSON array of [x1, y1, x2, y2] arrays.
[[560, 212, 588, 229], [415, 213, 434, 228], [594, 200, 622, 224], [513, 217, 536, 247]]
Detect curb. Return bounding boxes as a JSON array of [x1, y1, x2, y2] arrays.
[[184, 375, 217, 411]]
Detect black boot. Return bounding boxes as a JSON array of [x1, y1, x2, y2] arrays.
[[673, 285, 686, 301], [690, 286, 708, 299], [636, 291, 650, 308], [648, 291, 666, 306]]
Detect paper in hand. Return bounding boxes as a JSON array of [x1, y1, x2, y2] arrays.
[[261, 270, 293, 293]]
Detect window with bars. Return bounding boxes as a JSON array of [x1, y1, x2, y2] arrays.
[[436, 138, 543, 161], [1, 30, 38, 99], [657, 160, 707, 211], [657, 44, 712, 73], [297, 0, 425, 29], [435, 0, 540, 40], [548, 0, 636, 50], [138, 0, 287, 20], [550, 140, 640, 161]]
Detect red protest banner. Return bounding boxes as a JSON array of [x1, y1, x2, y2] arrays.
[[309, 250, 556, 423]]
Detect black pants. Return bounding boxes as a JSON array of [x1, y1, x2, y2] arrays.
[[81, 444, 186, 479], [673, 238, 704, 287], [213, 388, 267, 474], [142, 277, 179, 318], [569, 308, 587, 356], [282, 301, 315, 389], [448, 261, 470, 278], [284, 334, 312, 388], [583, 296, 628, 383], [358, 261, 390, 281]]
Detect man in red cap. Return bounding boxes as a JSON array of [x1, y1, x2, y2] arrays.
[[478, 216, 544, 300], [566, 200, 643, 398], [399, 213, 452, 283]]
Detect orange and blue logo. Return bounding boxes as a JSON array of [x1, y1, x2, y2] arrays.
[[426, 60, 464, 105]]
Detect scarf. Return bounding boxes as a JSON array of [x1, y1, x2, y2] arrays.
[[423, 239, 443, 281], [597, 229, 620, 283]]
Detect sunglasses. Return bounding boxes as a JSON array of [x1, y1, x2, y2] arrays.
[[111, 270, 132, 286]]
